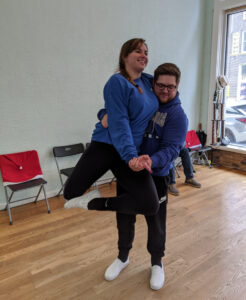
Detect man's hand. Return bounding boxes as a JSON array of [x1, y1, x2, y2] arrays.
[[138, 155, 152, 173], [101, 114, 108, 128], [128, 155, 152, 173]]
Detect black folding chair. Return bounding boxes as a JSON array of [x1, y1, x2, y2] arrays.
[[0, 150, 50, 225], [53, 143, 85, 196]]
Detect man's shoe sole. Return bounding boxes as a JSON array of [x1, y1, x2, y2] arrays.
[[185, 182, 201, 188]]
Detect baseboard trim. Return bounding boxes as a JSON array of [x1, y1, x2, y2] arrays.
[[0, 203, 6, 210]]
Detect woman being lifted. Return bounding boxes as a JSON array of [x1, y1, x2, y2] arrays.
[[64, 38, 159, 215]]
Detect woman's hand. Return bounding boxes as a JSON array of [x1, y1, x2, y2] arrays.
[[101, 114, 108, 128], [129, 157, 142, 171], [128, 155, 152, 173]]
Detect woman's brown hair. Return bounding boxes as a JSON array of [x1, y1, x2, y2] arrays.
[[118, 38, 147, 94]]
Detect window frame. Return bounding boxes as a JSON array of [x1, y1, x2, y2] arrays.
[[231, 31, 240, 55], [207, 0, 246, 153]]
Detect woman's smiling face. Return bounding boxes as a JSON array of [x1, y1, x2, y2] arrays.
[[124, 43, 148, 74]]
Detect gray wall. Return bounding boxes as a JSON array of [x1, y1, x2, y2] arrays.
[[0, 0, 214, 206]]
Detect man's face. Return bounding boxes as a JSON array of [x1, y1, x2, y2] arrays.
[[153, 75, 178, 104]]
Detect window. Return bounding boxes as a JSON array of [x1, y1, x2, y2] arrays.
[[239, 64, 246, 100], [242, 31, 246, 53], [232, 32, 240, 54], [224, 10, 246, 147]]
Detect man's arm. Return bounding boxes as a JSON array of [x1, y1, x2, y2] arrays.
[[101, 114, 108, 128], [150, 110, 188, 170], [97, 108, 107, 124]]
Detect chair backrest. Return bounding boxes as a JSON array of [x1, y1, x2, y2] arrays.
[[0, 150, 43, 186], [53, 143, 84, 158], [196, 130, 207, 147], [185, 130, 202, 150]]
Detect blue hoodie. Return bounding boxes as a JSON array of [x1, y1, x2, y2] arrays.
[[92, 73, 158, 163], [141, 92, 188, 176]]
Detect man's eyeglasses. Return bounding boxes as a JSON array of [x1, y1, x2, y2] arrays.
[[155, 82, 177, 91]]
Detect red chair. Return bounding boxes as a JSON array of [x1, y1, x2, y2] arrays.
[[0, 150, 50, 225], [185, 130, 212, 168]]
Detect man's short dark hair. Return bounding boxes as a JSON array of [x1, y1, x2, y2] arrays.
[[154, 63, 181, 85]]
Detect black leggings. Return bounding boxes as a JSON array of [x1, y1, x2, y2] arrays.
[[64, 141, 159, 215], [116, 176, 168, 265]]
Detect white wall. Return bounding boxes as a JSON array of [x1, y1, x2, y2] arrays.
[[0, 0, 211, 206], [199, 1, 214, 131]]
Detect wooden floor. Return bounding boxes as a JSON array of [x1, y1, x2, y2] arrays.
[[1, 166, 246, 300]]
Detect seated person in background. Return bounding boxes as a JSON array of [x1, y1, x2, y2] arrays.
[[168, 146, 201, 196]]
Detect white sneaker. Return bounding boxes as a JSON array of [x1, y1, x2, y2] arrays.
[[64, 189, 101, 209], [150, 264, 165, 290], [104, 258, 129, 281]]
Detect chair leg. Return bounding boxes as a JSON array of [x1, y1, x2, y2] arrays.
[[56, 186, 63, 197], [174, 166, 180, 178], [190, 152, 198, 168], [56, 173, 65, 196], [42, 184, 51, 213], [34, 186, 43, 203], [4, 187, 13, 225], [202, 152, 212, 168], [109, 176, 116, 184]]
